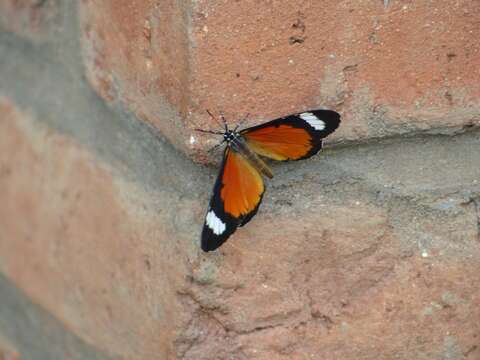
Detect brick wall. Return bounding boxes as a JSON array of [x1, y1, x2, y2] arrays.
[[0, 1, 479, 359]]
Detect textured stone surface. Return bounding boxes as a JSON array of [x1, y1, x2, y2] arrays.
[[80, 0, 480, 160], [0, 99, 195, 359], [0, 0, 59, 41], [1, 83, 480, 359], [175, 133, 480, 358], [0, 337, 20, 360]]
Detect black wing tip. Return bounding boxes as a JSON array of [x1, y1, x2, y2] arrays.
[[201, 223, 235, 252], [201, 237, 230, 252], [298, 109, 340, 160], [310, 109, 341, 128], [200, 226, 228, 252], [310, 109, 341, 118], [201, 243, 220, 252]]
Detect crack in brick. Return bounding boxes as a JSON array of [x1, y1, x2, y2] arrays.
[[235, 323, 280, 335], [175, 287, 307, 360], [303, 287, 337, 331], [175, 291, 229, 358], [473, 198, 480, 242], [234, 307, 305, 336], [464, 345, 478, 358], [32, 0, 48, 8], [459, 196, 480, 242]]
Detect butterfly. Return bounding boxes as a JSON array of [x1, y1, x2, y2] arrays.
[[198, 109, 341, 252]]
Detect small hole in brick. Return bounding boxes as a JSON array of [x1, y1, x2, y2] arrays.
[[447, 52, 457, 61], [292, 18, 305, 32], [289, 36, 305, 45], [444, 91, 453, 105]]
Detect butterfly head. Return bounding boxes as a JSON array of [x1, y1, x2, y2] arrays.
[[223, 129, 238, 144]]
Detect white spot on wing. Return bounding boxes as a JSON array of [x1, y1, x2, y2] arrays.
[[299, 112, 326, 130], [206, 210, 226, 235]]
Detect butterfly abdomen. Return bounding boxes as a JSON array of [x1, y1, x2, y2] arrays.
[[231, 135, 274, 179]]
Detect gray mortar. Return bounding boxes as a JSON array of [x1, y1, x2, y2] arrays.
[[0, 273, 114, 360]]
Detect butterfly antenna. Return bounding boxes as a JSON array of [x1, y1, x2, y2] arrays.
[[234, 112, 250, 131], [206, 109, 225, 132], [194, 128, 224, 135], [219, 111, 228, 131]]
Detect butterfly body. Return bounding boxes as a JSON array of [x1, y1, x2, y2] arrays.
[[200, 110, 341, 252], [223, 129, 274, 179]]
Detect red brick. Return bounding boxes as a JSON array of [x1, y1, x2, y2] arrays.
[[1, 97, 480, 359], [178, 203, 480, 359], [80, 0, 480, 160], [79, 0, 191, 151], [0, 98, 192, 359], [0, 0, 57, 41]]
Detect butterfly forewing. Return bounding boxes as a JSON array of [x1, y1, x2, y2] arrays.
[[201, 148, 265, 252], [241, 110, 340, 161]]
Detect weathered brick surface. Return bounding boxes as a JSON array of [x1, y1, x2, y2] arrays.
[[80, 0, 480, 159], [79, 0, 191, 151], [0, 98, 195, 359], [176, 150, 480, 359], [1, 98, 480, 359], [2, 0, 480, 359]]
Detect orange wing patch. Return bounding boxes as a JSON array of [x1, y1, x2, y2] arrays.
[[243, 125, 313, 160], [221, 149, 264, 218]]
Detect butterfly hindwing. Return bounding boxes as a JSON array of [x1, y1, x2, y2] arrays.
[[241, 109, 340, 161], [201, 148, 265, 252]]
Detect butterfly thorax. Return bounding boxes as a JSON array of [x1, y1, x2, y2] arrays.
[[226, 131, 273, 179], [223, 130, 238, 144]]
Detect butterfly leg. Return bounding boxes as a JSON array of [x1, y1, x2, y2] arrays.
[[219, 112, 228, 132], [234, 113, 250, 132], [208, 141, 225, 153], [206, 109, 226, 132]]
